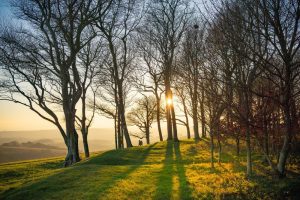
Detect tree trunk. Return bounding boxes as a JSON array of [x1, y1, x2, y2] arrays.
[[64, 117, 80, 167], [114, 117, 118, 149], [82, 130, 89, 158], [217, 131, 221, 163], [192, 98, 200, 140], [182, 97, 191, 139], [146, 127, 150, 144], [236, 132, 240, 156], [263, 114, 269, 159], [277, 103, 293, 177], [82, 130, 90, 158], [246, 123, 252, 176], [81, 92, 90, 158], [200, 87, 206, 138], [117, 111, 123, 149], [156, 97, 163, 141], [171, 102, 178, 142], [62, 86, 80, 167], [243, 89, 252, 176], [277, 65, 294, 177], [210, 130, 214, 169], [193, 113, 200, 139], [118, 83, 132, 148], [165, 79, 173, 140]]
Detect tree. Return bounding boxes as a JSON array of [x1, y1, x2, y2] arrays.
[[0, 0, 108, 166], [95, 0, 144, 148], [248, 0, 300, 177], [142, 0, 190, 141], [0, 25, 68, 152], [216, 0, 300, 177], [127, 95, 157, 144], [177, 21, 207, 139], [75, 37, 103, 158], [174, 84, 191, 139], [135, 28, 165, 141]]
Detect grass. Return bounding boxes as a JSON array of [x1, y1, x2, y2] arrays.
[[0, 139, 299, 200]]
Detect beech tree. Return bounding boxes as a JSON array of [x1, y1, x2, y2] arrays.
[[141, 0, 190, 141], [0, 0, 111, 166], [95, 0, 144, 148], [75, 38, 104, 158], [127, 95, 157, 144], [135, 29, 165, 141], [177, 22, 207, 139]]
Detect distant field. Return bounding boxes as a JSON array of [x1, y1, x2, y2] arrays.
[[0, 128, 168, 164], [0, 139, 299, 200], [0, 129, 118, 163], [0, 146, 66, 163]]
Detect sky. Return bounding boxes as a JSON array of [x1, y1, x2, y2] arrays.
[[0, 0, 11, 20], [0, 1, 116, 131], [0, 0, 194, 133]]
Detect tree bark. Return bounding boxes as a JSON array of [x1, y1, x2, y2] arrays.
[[81, 91, 90, 158], [114, 117, 118, 149], [200, 87, 206, 138], [165, 78, 173, 140], [236, 131, 240, 156], [117, 83, 133, 148], [277, 63, 294, 177], [82, 130, 90, 158], [192, 85, 200, 140], [263, 114, 269, 158], [217, 129, 221, 163], [117, 111, 123, 149], [171, 101, 178, 142], [62, 72, 81, 166], [210, 130, 214, 169], [156, 96, 163, 141], [246, 123, 252, 176], [146, 127, 150, 144], [64, 115, 81, 167]]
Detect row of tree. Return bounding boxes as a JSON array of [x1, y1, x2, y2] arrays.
[[0, 0, 299, 178], [171, 0, 300, 178]]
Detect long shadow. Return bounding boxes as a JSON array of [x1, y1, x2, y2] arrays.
[[93, 143, 157, 198], [1, 144, 156, 200], [153, 141, 174, 200], [174, 142, 193, 200]]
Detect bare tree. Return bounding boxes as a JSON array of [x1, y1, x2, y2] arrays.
[[177, 21, 207, 139], [247, 0, 300, 177], [0, 25, 68, 150], [135, 30, 165, 141], [75, 37, 104, 158], [127, 95, 157, 144], [174, 84, 191, 139], [0, 0, 112, 166], [95, 0, 144, 147], [142, 0, 190, 141]]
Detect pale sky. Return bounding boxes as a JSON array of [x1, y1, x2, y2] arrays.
[[0, 100, 115, 131], [0, 1, 113, 131], [0, 0, 193, 133]]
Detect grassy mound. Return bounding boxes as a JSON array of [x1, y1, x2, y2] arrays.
[[0, 139, 299, 200]]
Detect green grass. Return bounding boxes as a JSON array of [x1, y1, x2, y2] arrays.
[[0, 139, 299, 200]]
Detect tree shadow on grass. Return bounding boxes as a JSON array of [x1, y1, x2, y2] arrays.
[[174, 142, 193, 200], [1, 144, 156, 200], [154, 141, 194, 200], [153, 141, 174, 200]]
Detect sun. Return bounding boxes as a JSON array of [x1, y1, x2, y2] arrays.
[[166, 98, 173, 106]]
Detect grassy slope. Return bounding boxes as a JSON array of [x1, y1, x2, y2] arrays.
[[0, 139, 299, 200]]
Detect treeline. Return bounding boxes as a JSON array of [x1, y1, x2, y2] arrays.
[[0, 0, 299, 178]]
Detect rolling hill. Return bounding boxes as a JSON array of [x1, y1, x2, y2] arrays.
[[0, 139, 299, 200]]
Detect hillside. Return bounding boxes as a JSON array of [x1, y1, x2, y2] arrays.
[[0, 141, 66, 163], [0, 139, 299, 200]]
